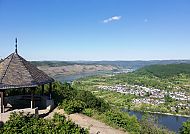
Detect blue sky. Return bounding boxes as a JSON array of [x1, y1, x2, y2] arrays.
[[0, 0, 190, 61]]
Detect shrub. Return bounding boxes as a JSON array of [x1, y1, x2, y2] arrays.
[[53, 82, 110, 113], [179, 120, 190, 134], [61, 100, 87, 114], [82, 108, 94, 117], [0, 112, 89, 134], [52, 82, 77, 105], [75, 90, 110, 112], [105, 110, 141, 133]]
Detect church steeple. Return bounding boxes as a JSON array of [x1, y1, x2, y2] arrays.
[[15, 38, 18, 54]]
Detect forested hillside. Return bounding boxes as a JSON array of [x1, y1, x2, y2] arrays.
[[135, 64, 190, 78], [108, 64, 190, 91]]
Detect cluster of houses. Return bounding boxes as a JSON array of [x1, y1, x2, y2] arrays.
[[98, 84, 190, 106], [132, 98, 165, 105]]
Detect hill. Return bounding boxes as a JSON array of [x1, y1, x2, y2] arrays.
[[30, 61, 77, 67], [37, 64, 117, 77], [76, 63, 190, 92], [111, 63, 190, 91], [135, 64, 190, 78]]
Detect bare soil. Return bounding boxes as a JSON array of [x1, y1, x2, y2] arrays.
[[45, 108, 127, 134]]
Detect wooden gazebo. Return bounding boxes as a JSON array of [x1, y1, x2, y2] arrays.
[[0, 39, 54, 113]]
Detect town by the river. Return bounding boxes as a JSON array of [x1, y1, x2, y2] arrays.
[[55, 72, 190, 133]]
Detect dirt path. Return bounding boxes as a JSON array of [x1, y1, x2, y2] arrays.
[[45, 108, 127, 134]]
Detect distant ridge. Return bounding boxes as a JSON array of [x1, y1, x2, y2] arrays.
[[31, 60, 190, 69]]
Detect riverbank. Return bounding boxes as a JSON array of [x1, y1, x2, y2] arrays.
[[123, 108, 190, 118], [144, 110, 190, 118]]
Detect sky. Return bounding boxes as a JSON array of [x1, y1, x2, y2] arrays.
[[0, 0, 190, 61]]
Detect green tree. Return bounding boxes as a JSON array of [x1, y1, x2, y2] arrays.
[[164, 94, 173, 103]]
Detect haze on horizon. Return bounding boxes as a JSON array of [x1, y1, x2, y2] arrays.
[[0, 0, 190, 61]]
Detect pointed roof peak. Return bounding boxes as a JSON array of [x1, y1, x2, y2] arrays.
[[15, 38, 18, 54]]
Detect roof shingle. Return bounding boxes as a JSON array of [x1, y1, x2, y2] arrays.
[[0, 52, 54, 90]]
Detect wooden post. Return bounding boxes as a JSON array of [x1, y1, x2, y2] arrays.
[[41, 85, 44, 96], [22, 88, 26, 95], [49, 83, 52, 100], [31, 88, 35, 109], [0, 91, 4, 113]]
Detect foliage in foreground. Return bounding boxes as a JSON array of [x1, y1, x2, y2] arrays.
[[0, 112, 88, 134], [179, 120, 190, 134]]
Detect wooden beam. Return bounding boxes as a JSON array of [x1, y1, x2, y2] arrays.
[[22, 88, 26, 95], [41, 85, 44, 96], [0, 91, 4, 113], [49, 83, 52, 100]]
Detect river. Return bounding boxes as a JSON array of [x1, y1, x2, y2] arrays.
[[124, 110, 189, 133], [53, 70, 113, 83], [54, 72, 190, 133]]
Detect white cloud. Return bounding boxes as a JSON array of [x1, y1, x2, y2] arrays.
[[144, 18, 148, 22], [103, 16, 122, 23]]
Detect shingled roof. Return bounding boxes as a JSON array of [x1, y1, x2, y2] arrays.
[[0, 52, 54, 90]]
